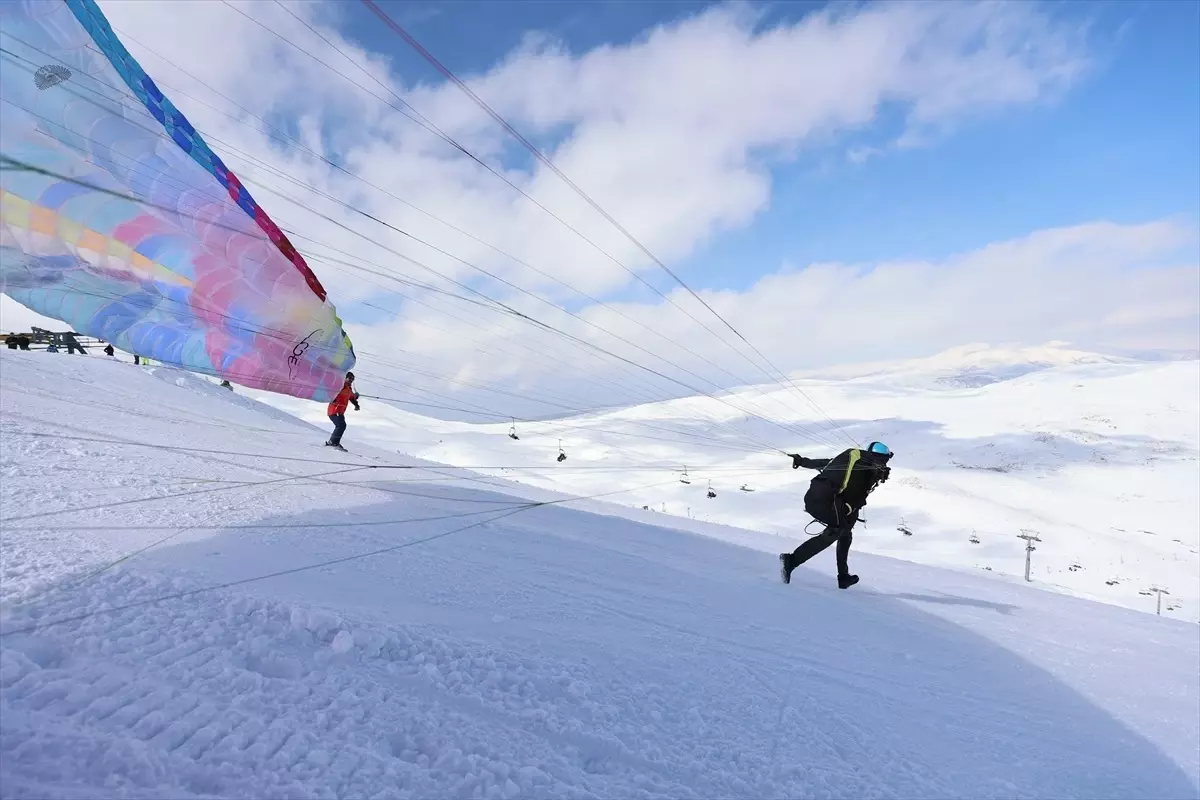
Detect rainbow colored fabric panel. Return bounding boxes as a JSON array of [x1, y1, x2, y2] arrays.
[[0, 0, 354, 401]]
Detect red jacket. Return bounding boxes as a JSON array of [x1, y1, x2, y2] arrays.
[[327, 381, 359, 416]]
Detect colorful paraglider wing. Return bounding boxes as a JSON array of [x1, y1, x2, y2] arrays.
[[0, 0, 354, 401]]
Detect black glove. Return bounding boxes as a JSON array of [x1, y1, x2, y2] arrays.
[[790, 454, 803, 469], [879, 465, 890, 483], [351, 400, 361, 411]]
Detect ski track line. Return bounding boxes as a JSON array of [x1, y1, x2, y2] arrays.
[[3, 568, 868, 799]]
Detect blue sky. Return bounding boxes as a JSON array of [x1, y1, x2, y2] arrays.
[[331, 0, 1199, 294]]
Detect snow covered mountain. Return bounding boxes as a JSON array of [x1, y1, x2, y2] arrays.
[[1, 349, 1197, 799], [260, 343, 1200, 624], [799, 342, 1128, 386]]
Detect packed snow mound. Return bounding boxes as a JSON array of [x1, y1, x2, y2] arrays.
[[1, 349, 1198, 799]]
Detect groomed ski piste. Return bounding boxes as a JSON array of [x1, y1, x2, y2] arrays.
[[260, 342, 1200, 624], [1, 349, 1198, 799]]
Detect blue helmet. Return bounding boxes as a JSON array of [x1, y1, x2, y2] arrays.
[[867, 441, 892, 456]]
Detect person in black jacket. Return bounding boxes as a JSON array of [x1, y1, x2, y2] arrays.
[[779, 441, 893, 589]]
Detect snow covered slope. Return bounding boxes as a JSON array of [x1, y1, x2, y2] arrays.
[[2, 349, 1198, 799], [261, 343, 1200, 624]]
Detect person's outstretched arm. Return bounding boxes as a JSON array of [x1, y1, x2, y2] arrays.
[[790, 453, 832, 470]]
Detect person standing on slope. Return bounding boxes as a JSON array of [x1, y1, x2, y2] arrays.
[[325, 371, 360, 451], [779, 441, 893, 589]]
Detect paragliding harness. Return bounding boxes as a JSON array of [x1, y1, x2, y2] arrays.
[[801, 448, 887, 535], [802, 500, 864, 536], [802, 503, 871, 536]]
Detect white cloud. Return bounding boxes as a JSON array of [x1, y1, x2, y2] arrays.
[[88, 0, 1096, 294], [701, 218, 1199, 367], [847, 145, 886, 165], [11, 0, 1191, 422], [329, 217, 1199, 421]]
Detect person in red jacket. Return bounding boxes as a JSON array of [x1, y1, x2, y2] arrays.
[[325, 371, 360, 451]]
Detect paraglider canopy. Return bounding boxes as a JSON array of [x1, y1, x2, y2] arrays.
[[0, 0, 355, 402]]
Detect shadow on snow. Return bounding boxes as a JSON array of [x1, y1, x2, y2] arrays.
[[2, 480, 1196, 799]]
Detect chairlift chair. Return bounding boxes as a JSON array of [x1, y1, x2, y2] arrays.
[[739, 484, 754, 492], [706, 480, 716, 499], [679, 466, 691, 485], [556, 439, 567, 463], [508, 418, 519, 440]]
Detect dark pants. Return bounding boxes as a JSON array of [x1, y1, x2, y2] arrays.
[[787, 481, 856, 577], [788, 525, 854, 577], [328, 413, 346, 445]]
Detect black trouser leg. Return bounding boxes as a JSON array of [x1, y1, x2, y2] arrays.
[[790, 526, 839, 564], [835, 529, 853, 577], [329, 413, 347, 445], [789, 525, 853, 575]]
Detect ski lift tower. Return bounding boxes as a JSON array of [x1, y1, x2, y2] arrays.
[[1147, 585, 1170, 616], [1017, 530, 1042, 582]]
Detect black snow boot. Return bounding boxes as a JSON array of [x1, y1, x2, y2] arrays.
[[779, 553, 792, 585], [837, 573, 859, 589]]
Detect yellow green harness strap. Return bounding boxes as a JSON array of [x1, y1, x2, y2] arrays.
[[839, 449, 862, 493]]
